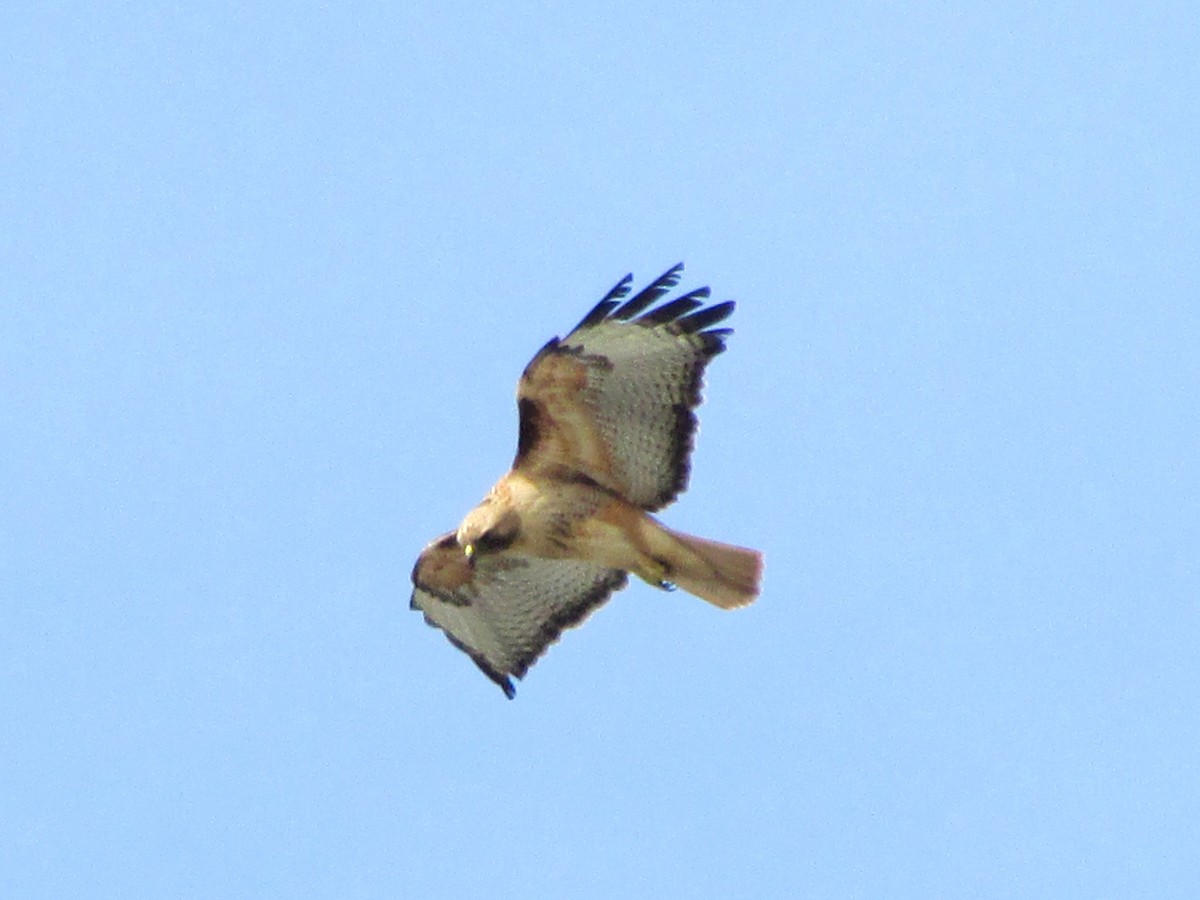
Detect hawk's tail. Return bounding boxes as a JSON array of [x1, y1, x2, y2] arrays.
[[657, 526, 763, 610]]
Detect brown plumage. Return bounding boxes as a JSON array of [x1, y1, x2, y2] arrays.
[[410, 264, 763, 697]]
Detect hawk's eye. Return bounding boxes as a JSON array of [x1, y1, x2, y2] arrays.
[[474, 528, 516, 554]]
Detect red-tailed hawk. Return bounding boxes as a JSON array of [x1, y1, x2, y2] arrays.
[[410, 264, 763, 697]]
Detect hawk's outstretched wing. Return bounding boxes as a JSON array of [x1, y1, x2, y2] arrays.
[[514, 264, 734, 511], [410, 532, 629, 697]]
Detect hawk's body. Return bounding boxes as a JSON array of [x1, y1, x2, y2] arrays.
[[410, 265, 763, 697]]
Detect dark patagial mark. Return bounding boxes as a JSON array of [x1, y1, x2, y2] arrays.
[[514, 397, 543, 466]]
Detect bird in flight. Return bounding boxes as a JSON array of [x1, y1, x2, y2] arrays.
[[410, 264, 762, 697]]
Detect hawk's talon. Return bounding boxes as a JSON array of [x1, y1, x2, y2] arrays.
[[634, 557, 674, 590]]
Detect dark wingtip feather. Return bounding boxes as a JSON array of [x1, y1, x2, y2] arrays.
[[611, 263, 685, 321], [638, 287, 711, 325], [601, 273, 634, 302], [699, 327, 733, 355], [477, 657, 517, 698], [572, 273, 634, 331], [677, 300, 735, 333], [573, 299, 620, 331], [445, 632, 518, 698], [571, 266, 736, 358]]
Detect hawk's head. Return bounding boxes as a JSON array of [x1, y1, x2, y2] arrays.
[[456, 499, 521, 561]]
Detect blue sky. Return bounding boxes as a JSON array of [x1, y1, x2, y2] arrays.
[[3, 2, 1198, 897]]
